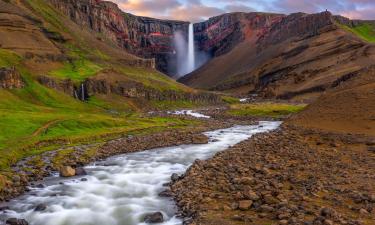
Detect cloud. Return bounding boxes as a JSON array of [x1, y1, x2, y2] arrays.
[[108, 0, 375, 21]]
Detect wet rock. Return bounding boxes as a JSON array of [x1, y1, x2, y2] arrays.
[[81, 178, 88, 182], [75, 167, 87, 176], [192, 135, 209, 144], [238, 200, 253, 210], [143, 212, 164, 223], [158, 189, 173, 197], [171, 173, 180, 182], [34, 203, 47, 211], [5, 218, 29, 225], [59, 166, 76, 177]]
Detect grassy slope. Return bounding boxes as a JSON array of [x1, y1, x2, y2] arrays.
[[228, 102, 306, 118], [0, 0, 201, 175], [340, 23, 375, 43]]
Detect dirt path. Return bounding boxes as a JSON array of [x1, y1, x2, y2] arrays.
[[32, 119, 61, 137]]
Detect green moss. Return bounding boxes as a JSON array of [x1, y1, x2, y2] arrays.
[[0, 49, 21, 68], [228, 102, 306, 117], [340, 23, 375, 43], [221, 96, 240, 104], [25, 0, 66, 32], [49, 59, 102, 82]]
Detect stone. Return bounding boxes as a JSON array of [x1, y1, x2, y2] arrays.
[[59, 166, 76, 177], [192, 135, 209, 144], [6, 218, 29, 225], [238, 200, 253, 210], [34, 203, 47, 211], [359, 208, 368, 214], [246, 190, 260, 201], [171, 173, 180, 182], [143, 212, 164, 223], [368, 146, 375, 153], [158, 189, 173, 197], [75, 167, 87, 176], [0, 67, 25, 89]]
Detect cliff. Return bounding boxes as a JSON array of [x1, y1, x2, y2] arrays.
[[49, 0, 189, 75], [194, 12, 284, 57], [180, 11, 375, 101]]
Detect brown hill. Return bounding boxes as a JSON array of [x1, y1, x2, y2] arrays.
[[289, 65, 375, 136], [180, 12, 375, 102]]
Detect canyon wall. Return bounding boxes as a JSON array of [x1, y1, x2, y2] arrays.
[[49, 0, 189, 75], [194, 12, 284, 57]]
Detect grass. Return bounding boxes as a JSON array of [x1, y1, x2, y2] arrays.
[[340, 23, 375, 43], [0, 66, 196, 172], [228, 102, 306, 117], [0, 49, 21, 67], [49, 59, 102, 82], [221, 96, 240, 104]]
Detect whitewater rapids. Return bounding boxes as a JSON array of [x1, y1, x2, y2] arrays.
[[1, 121, 281, 225]]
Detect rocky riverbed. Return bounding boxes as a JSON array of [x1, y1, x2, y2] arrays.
[[0, 121, 281, 225], [170, 124, 375, 225], [0, 111, 239, 202]]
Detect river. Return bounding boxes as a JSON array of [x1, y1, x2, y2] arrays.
[[1, 121, 281, 225]]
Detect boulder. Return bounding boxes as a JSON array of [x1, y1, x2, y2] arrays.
[[143, 212, 164, 223], [34, 203, 47, 211], [75, 167, 87, 176], [6, 218, 29, 225], [171, 173, 180, 182], [0, 67, 25, 89], [192, 135, 209, 144], [238, 200, 253, 210], [59, 166, 76, 177]]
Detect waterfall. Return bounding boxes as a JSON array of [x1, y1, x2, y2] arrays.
[[173, 23, 197, 77], [187, 23, 195, 73], [81, 83, 85, 101]]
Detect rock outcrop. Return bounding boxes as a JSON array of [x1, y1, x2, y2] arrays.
[[37, 70, 221, 104], [0, 67, 25, 89], [194, 12, 284, 56], [49, 0, 189, 75]]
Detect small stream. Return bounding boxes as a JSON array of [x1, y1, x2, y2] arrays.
[[1, 121, 281, 225]]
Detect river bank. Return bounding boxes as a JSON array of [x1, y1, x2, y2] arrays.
[[170, 124, 375, 225], [0, 121, 281, 225]]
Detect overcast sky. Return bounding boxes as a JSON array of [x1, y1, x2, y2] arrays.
[[109, 0, 375, 22]]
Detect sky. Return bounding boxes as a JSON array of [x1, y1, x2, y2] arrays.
[[109, 0, 375, 22]]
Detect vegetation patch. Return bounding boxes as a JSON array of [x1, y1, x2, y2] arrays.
[[0, 49, 21, 68], [341, 23, 375, 43], [228, 102, 306, 117]]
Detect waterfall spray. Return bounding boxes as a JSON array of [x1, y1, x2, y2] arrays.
[[187, 23, 195, 73]]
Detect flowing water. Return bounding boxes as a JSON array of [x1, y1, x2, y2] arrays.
[[1, 121, 281, 225], [187, 23, 195, 73]]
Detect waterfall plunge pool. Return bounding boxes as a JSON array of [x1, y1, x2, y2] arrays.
[[1, 121, 282, 225]]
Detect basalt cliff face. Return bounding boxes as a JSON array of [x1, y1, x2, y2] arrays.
[[180, 11, 375, 101], [49, 0, 189, 75], [194, 12, 284, 57]]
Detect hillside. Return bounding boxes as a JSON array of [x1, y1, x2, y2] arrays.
[[289, 65, 375, 136], [0, 0, 220, 175], [179, 11, 375, 101]]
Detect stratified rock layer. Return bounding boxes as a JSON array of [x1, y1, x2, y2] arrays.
[[49, 0, 189, 75], [0, 67, 25, 89]]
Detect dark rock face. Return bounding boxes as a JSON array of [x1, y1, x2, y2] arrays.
[[143, 212, 164, 223], [49, 0, 189, 75], [0, 67, 25, 89], [256, 11, 335, 51], [194, 12, 284, 57], [6, 218, 29, 225], [37, 71, 221, 104]]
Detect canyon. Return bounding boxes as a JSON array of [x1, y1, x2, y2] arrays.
[[0, 0, 374, 225]]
